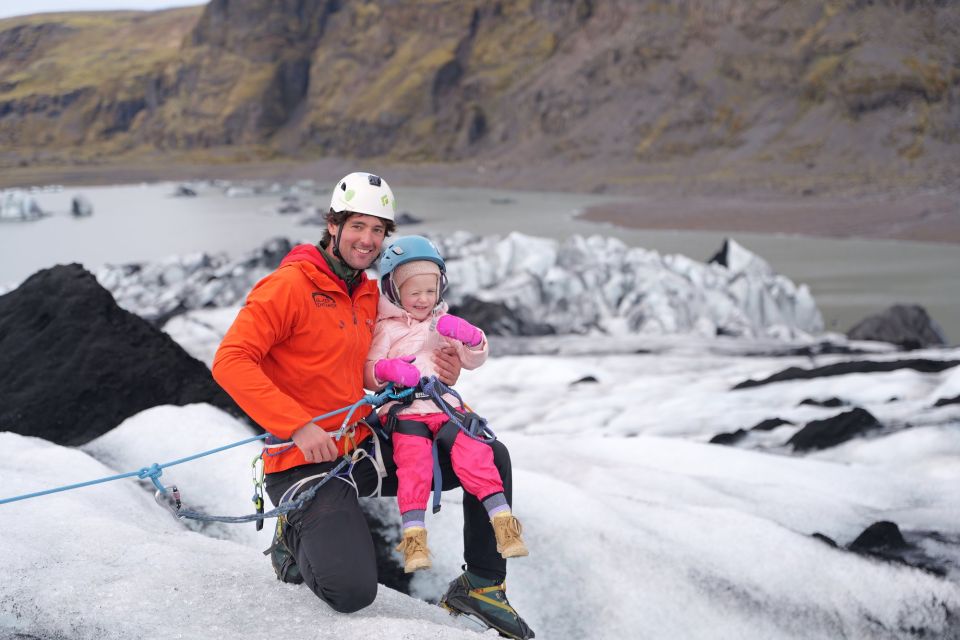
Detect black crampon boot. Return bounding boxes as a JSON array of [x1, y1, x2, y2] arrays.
[[262, 515, 303, 584], [439, 570, 535, 639]]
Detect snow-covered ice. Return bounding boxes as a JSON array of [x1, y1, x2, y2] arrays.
[[2, 337, 959, 639]]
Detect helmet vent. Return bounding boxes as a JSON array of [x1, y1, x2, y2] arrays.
[[368, 174, 382, 186], [340, 182, 347, 191]]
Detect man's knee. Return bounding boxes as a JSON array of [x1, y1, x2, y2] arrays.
[[319, 581, 377, 613]]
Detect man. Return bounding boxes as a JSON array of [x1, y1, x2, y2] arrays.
[[212, 172, 534, 639]]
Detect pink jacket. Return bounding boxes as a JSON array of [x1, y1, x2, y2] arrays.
[[364, 297, 488, 415]]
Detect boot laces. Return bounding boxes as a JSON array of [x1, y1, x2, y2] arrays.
[[397, 531, 428, 556], [495, 515, 523, 541]]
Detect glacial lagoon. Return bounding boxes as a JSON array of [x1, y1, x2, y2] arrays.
[[1, 181, 957, 341]]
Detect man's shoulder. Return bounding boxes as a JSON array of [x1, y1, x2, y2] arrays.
[[266, 261, 340, 290], [250, 263, 303, 293]]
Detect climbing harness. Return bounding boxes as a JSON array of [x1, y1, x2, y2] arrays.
[[383, 375, 497, 514], [0, 385, 412, 526]]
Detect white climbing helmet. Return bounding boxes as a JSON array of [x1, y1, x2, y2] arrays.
[[329, 172, 397, 222]]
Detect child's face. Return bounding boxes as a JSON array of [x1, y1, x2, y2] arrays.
[[398, 273, 439, 321]]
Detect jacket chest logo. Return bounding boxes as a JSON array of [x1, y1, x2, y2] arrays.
[[312, 292, 336, 309]]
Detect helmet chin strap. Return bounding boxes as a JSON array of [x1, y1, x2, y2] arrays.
[[332, 224, 348, 266]]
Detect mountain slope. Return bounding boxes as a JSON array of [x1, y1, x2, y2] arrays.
[[0, 1, 957, 191]]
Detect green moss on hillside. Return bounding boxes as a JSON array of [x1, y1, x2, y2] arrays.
[[0, 9, 199, 99]]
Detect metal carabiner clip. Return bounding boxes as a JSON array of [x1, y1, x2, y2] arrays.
[[251, 454, 265, 531], [154, 485, 182, 519]]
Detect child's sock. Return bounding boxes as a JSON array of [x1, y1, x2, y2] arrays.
[[402, 509, 426, 531], [482, 492, 510, 519]]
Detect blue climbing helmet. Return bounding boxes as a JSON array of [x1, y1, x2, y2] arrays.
[[379, 235, 447, 305]]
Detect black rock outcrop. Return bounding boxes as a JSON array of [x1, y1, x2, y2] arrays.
[[710, 417, 794, 446], [449, 295, 556, 337], [750, 417, 793, 431], [0, 264, 246, 446], [934, 395, 960, 407], [847, 304, 949, 349], [844, 521, 947, 577], [798, 397, 847, 408], [849, 521, 908, 553], [787, 408, 882, 452], [709, 429, 748, 446], [811, 532, 839, 548], [733, 359, 960, 390]]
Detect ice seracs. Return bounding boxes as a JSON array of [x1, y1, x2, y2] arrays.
[[95, 231, 822, 339], [436, 232, 823, 339]]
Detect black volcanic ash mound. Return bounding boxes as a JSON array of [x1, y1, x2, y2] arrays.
[[787, 408, 882, 452], [0, 264, 246, 446], [732, 358, 960, 389]]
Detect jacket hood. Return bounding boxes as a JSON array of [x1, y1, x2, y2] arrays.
[[280, 243, 368, 292]]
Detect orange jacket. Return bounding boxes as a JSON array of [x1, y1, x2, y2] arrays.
[[212, 244, 378, 474]]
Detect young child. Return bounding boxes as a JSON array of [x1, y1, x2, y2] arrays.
[[363, 235, 529, 573]]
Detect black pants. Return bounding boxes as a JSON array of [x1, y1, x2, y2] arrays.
[[264, 432, 513, 613]]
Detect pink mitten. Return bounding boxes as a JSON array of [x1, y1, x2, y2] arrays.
[[437, 314, 483, 347], [374, 356, 420, 387]]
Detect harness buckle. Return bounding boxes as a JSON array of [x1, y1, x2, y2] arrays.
[[460, 412, 487, 437]]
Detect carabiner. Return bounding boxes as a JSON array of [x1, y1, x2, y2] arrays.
[[154, 485, 182, 519], [251, 453, 265, 531]]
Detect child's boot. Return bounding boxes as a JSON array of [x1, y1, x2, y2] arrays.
[[395, 526, 432, 572], [491, 511, 529, 558]]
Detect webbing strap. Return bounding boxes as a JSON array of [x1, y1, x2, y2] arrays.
[[469, 584, 515, 613], [431, 438, 443, 514], [431, 420, 460, 513], [393, 419, 433, 439]]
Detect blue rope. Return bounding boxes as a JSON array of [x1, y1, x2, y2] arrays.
[[175, 458, 352, 523], [0, 434, 267, 506], [0, 386, 413, 511]]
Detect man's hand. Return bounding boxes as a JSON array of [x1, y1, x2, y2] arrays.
[[291, 422, 339, 463], [433, 345, 462, 385]]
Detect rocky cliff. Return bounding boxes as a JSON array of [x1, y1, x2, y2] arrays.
[[1, 0, 957, 191]]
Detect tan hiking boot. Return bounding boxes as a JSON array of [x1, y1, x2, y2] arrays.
[[395, 526, 432, 573], [491, 512, 529, 559]]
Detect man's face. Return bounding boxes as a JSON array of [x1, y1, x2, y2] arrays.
[[327, 214, 387, 270]]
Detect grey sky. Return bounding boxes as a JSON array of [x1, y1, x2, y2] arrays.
[[0, 1, 204, 20]]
